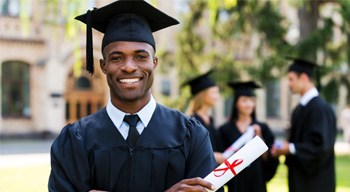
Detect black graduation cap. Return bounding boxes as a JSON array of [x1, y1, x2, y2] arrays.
[[287, 57, 319, 77], [183, 70, 217, 96], [227, 81, 261, 97], [287, 57, 322, 90], [75, 0, 179, 74]]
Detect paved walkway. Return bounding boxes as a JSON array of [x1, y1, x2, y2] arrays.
[[0, 139, 52, 168], [0, 139, 349, 168]]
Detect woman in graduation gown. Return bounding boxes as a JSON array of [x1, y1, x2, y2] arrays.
[[184, 70, 226, 165], [218, 81, 279, 192]]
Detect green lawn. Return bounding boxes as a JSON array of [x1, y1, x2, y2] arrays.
[[267, 155, 350, 192], [0, 155, 349, 192], [0, 164, 50, 192]]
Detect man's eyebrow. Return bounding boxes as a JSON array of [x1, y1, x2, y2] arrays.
[[135, 49, 151, 55], [108, 50, 151, 55], [108, 51, 123, 56]]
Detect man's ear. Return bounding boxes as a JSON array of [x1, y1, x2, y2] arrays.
[[100, 59, 107, 74], [300, 73, 310, 82], [153, 56, 158, 69]]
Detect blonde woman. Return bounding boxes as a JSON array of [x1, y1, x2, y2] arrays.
[[184, 71, 225, 164]]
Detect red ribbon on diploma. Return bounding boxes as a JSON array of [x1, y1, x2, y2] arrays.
[[213, 159, 243, 177]]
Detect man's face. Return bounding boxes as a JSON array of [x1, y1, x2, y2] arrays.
[[100, 41, 158, 103], [287, 71, 303, 94]]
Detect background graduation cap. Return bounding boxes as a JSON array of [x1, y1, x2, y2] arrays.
[[227, 81, 261, 121], [227, 81, 261, 97], [287, 57, 322, 90], [75, 0, 179, 74], [182, 70, 217, 96]]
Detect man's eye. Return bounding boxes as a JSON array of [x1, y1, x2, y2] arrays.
[[111, 56, 122, 61], [135, 55, 147, 59]]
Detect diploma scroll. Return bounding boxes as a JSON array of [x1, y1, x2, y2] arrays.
[[204, 136, 268, 192], [222, 126, 255, 158]]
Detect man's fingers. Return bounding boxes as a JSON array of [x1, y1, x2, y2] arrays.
[[181, 177, 216, 190]]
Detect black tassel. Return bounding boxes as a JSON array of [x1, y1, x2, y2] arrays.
[[86, 9, 94, 75]]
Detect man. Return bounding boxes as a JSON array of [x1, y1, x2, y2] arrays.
[[48, 1, 217, 191], [271, 58, 336, 192]]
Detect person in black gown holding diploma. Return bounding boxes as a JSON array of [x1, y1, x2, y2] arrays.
[[48, 1, 218, 191], [219, 81, 279, 192]]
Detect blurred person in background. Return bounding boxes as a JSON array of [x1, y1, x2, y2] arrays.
[[271, 58, 336, 192], [184, 70, 226, 165], [219, 81, 279, 192]]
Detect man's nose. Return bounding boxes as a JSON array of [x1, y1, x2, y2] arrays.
[[122, 58, 137, 73]]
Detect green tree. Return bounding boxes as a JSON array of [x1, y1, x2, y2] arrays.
[[175, 0, 350, 107]]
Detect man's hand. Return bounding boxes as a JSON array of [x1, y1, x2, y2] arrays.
[[165, 177, 216, 192], [214, 152, 226, 164], [271, 141, 290, 157], [252, 124, 262, 138]]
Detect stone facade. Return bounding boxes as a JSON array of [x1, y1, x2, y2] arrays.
[[0, 0, 344, 137]]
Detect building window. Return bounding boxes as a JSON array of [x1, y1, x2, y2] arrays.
[[1, 0, 32, 17], [65, 101, 70, 121], [86, 102, 92, 115], [266, 79, 280, 118], [0, 0, 19, 16], [224, 97, 233, 120], [161, 79, 171, 96], [75, 76, 91, 90], [76, 102, 81, 119], [1, 61, 30, 118]]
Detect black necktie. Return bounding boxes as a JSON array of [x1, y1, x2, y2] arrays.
[[124, 115, 140, 147]]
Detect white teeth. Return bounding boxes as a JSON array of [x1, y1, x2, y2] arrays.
[[119, 78, 140, 83]]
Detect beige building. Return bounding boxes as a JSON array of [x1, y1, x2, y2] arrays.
[[0, 0, 344, 137], [0, 0, 188, 136]]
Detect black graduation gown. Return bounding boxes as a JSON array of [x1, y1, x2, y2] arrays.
[[193, 114, 224, 152], [218, 120, 279, 192], [285, 97, 336, 192], [49, 104, 217, 192]]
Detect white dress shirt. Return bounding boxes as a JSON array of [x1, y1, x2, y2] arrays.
[[290, 87, 319, 154], [106, 96, 156, 140], [300, 87, 319, 106]]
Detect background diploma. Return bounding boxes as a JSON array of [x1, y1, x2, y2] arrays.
[[222, 126, 255, 158], [204, 136, 268, 192]]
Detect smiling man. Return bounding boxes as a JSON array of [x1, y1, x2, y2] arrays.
[[48, 1, 218, 192]]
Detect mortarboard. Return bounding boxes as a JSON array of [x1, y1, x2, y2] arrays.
[[287, 57, 322, 90], [75, 0, 179, 74], [183, 70, 217, 96], [227, 81, 261, 97], [287, 57, 319, 77]]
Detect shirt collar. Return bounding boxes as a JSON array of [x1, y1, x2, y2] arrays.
[[106, 95, 156, 128], [300, 87, 319, 106]]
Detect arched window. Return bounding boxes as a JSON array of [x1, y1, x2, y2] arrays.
[[75, 76, 91, 90], [1, 61, 30, 118]]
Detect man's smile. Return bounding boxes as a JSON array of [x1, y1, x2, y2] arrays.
[[118, 77, 141, 84]]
